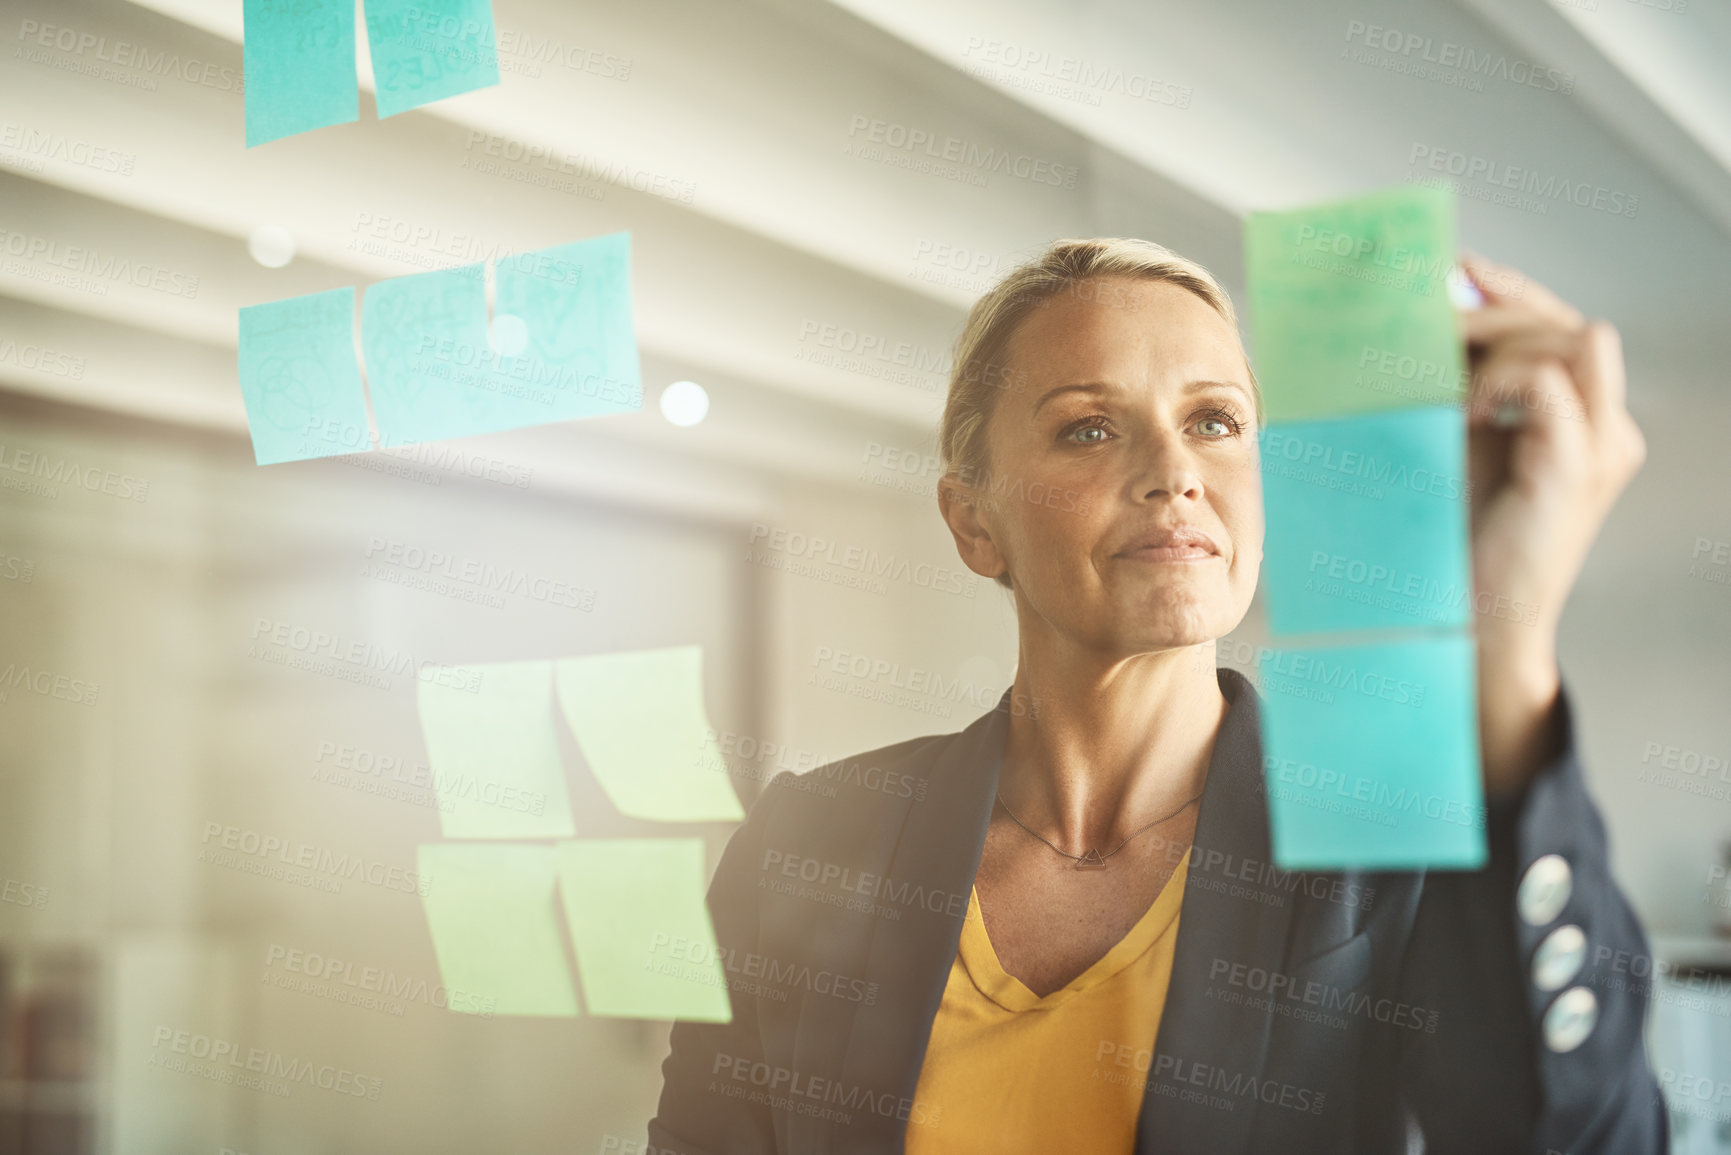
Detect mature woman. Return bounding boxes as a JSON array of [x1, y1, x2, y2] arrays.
[[649, 239, 1663, 1153]]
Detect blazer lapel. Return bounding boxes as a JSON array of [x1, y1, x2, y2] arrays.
[[826, 693, 1010, 1154], [1136, 669, 1298, 1155]]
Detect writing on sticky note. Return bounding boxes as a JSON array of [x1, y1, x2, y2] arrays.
[[360, 263, 499, 448], [417, 661, 576, 839], [556, 839, 732, 1022], [244, 0, 359, 147], [553, 646, 745, 824], [418, 842, 579, 1016], [237, 288, 372, 465], [1257, 636, 1486, 870], [494, 233, 644, 420], [364, 0, 501, 118], [1259, 407, 1471, 636], [1246, 186, 1462, 422]]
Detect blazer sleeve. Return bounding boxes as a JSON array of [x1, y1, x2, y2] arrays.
[[1394, 681, 1668, 1154], [646, 774, 786, 1155]]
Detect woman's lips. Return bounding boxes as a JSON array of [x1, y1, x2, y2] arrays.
[[1114, 528, 1221, 563]]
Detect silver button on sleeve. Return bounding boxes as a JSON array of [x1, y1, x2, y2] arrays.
[[1518, 854, 1573, 926], [1532, 924, 1587, 991], [1543, 987, 1598, 1053]]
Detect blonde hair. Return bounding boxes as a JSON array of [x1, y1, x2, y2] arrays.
[[938, 237, 1261, 589]]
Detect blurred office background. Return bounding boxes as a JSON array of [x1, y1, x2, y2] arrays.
[[1, 0, 1729, 1151]]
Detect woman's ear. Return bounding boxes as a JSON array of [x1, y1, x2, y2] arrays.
[[938, 473, 1010, 583]]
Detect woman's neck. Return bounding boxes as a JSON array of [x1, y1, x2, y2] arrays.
[[1000, 636, 1228, 853]]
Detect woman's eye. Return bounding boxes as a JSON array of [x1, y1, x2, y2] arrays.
[[1196, 417, 1230, 436], [1066, 421, 1110, 444]]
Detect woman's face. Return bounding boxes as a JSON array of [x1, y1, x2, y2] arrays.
[[946, 276, 1264, 655]]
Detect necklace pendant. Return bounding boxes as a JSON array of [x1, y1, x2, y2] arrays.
[[1074, 849, 1107, 870]]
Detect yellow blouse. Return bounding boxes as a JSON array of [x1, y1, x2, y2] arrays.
[[905, 857, 1189, 1154]]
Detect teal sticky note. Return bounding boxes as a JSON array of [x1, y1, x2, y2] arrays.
[[1257, 636, 1486, 870], [553, 646, 745, 824], [493, 233, 644, 420], [1259, 406, 1471, 637], [237, 288, 372, 465], [417, 661, 576, 839], [1246, 186, 1463, 422], [556, 839, 732, 1022], [359, 263, 493, 447], [419, 843, 579, 1016], [244, 0, 359, 147], [364, 0, 501, 118]]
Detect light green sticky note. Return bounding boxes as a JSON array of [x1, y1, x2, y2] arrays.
[[237, 288, 372, 464], [555, 839, 731, 1022], [244, 0, 359, 147], [364, 0, 501, 118], [417, 661, 576, 838], [418, 843, 578, 1017], [1246, 186, 1464, 422], [552, 647, 745, 823]]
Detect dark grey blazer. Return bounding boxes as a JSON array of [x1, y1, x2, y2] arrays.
[[649, 668, 1666, 1153]]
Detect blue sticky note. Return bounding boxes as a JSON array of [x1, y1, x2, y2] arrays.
[[364, 0, 501, 118], [1260, 407, 1471, 637], [494, 233, 644, 421], [360, 263, 493, 447], [244, 0, 359, 147], [237, 288, 372, 465], [1257, 636, 1486, 870]]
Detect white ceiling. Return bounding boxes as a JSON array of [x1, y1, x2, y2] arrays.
[[1, 0, 1728, 522]]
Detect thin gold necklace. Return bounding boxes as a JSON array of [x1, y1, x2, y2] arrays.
[[995, 789, 1204, 870]]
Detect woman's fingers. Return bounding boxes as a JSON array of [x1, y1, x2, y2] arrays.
[[1460, 252, 1584, 327]]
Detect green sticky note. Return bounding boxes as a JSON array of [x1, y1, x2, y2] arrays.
[[417, 661, 576, 839], [1246, 186, 1463, 422], [418, 843, 579, 1017], [493, 233, 644, 420], [359, 263, 493, 448], [553, 646, 745, 824], [555, 839, 732, 1022], [1259, 407, 1472, 637], [244, 0, 359, 147], [1257, 636, 1486, 870], [364, 0, 501, 118], [237, 288, 372, 464]]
